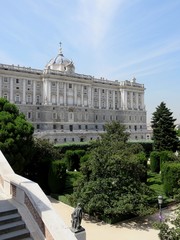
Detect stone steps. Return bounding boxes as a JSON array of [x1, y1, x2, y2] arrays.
[[0, 200, 33, 240]]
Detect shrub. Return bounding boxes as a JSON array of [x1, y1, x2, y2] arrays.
[[54, 142, 90, 154], [64, 149, 86, 171], [159, 150, 178, 166], [150, 151, 160, 173], [64, 150, 76, 171], [64, 171, 82, 194], [161, 162, 180, 196], [48, 160, 66, 194]]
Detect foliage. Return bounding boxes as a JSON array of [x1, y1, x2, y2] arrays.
[[54, 142, 90, 154], [157, 208, 180, 240], [150, 151, 160, 173], [64, 171, 82, 194], [161, 162, 180, 197], [128, 141, 153, 157], [72, 121, 155, 222], [176, 129, 180, 137], [23, 138, 61, 193], [151, 102, 179, 152], [48, 160, 66, 194], [131, 152, 147, 182], [0, 98, 34, 174], [64, 149, 86, 171], [159, 151, 179, 170]]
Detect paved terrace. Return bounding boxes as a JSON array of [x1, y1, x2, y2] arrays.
[[48, 196, 178, 240]]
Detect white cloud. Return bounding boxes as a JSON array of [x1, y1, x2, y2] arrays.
[[75, 0, 124, 47]]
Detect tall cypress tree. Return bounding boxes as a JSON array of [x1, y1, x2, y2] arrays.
[[151, 102, 179, 152]]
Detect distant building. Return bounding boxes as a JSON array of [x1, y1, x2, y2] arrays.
[[0, 45, 148, 143]]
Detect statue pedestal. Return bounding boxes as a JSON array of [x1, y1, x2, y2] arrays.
[[71, 227, 86, 240]]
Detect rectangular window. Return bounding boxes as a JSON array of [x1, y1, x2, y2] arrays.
[[27, 112, 32, 119], [37, 124, 40, 129], [36, 95, 40, 104], [16, 79, 19, 84], [36, 112, 40, 119], [3, 77, 8, 82], [53, 124, 56, 129], [61, 125, 64, 130], [28, 80, 31, 85], [69, 83, 72, 88], [52, 113, 57, 119], [79, 125, 81, 130]]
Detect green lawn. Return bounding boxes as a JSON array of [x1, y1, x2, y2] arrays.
[[147, 171, 174, 205]]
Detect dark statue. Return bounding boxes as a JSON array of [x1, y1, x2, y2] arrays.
[[71, 203, 83, 231]]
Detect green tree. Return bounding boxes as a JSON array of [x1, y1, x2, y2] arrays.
[[72, 121, 154, 222], [151, 102, 179, 152], [0, 98, 34, 174]]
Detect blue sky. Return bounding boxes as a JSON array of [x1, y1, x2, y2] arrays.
[[0, 0, 180, 124]]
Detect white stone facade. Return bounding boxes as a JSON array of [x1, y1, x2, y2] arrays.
[[0, 47, 147, 143]]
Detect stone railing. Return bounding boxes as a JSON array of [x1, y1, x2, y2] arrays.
[[0, 151, 76, 240]]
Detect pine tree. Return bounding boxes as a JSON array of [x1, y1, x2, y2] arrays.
[[151, 102, 179, 152]]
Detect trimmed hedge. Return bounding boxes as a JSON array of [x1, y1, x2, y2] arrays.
[[64, 171, 82, 194], [161, 162, 180, 196], [48, 160, 66, 194], [150, 151, 160, 173], [54, 142, 90, 154], [64, 149, 86, 171], [159, 150, 178, 165]]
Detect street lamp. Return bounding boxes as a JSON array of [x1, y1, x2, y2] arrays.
[[158, 195, 163, 222]]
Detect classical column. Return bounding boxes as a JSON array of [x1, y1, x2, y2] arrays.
[[81, 85, 84, 106], [33, 80, 36, 105], [92, 87, 94, 108], [88, 86, 91, 107], [136, 92, 138, 109], [10, 78, 14, 102], [57, 82, 60, 105], [141, 93, 144, 110], [43, 78, 47, 104], [64, 83, 67, 105], [99, 88, 101, 109], [22, 80, 26, 104], [74, 84, 77, 105], [131, 92, 133, 109], [113, 90, 115, 110], [106, 90, 109, 109], [47, 81, 51, 105]]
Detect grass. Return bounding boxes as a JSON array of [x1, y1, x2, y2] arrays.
[[147, 171, 174, 205]]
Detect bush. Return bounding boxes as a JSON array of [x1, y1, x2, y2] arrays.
[[64, 150, 76, 171], [64, 171, 82, 194], [54, 142, 90, 154], [150, 151, 160, 173], [64, 149, 86, 171], [161, 162, 180, 196], [159, 150, 178, 167], [48, 160, 66, 194]]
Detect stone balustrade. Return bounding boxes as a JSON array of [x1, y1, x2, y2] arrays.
[[0, 150, 76, 240]]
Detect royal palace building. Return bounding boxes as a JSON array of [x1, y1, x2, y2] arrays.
[[0, 46, 148, 143]]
